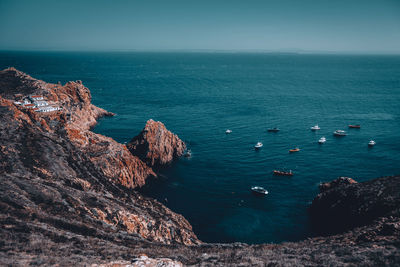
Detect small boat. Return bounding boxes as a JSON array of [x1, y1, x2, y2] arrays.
[[318, 137, 326, 144], [289, 148, 300, 153], [273, 170, 293, 176], [254, 142, 263, 149], [267, 128, 280, 132], [251, 186, 268, 195], [184, 149, 192, 157], [333, 130, 347, 136], [368, 140, 376, 146], [225, 129, 232, 134], [349, 125, 361, 129], [310, 125, 320, 131]]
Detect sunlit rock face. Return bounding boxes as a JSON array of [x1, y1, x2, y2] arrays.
[[127, 119, 186, 167]]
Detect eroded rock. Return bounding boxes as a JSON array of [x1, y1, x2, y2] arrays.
[[127, 119, 186, 167]]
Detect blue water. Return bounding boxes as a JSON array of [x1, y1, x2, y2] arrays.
[[1, 51, 400, 244]]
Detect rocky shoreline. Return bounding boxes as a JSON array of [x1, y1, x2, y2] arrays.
[[1, 68, 399, 266]]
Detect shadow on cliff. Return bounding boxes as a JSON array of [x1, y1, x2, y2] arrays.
[[309, 176, 400, 236]]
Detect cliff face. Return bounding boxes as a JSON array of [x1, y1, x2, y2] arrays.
[[310, 175, 400, 236], [0, 68, 199, 246], [127, 119, 186, 167], [1, 68, 399, 266]]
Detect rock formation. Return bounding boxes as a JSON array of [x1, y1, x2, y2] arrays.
[[127, 119, 186, 167], [318, 177, 358, 193], [1, 68, 399, 266], [310, 175, 400, 235]]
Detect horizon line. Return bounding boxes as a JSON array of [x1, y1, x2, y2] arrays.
[[1, 48, 400, 56]]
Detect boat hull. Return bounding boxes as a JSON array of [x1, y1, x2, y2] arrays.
[[251, 190, 268, 195], [273, 171, 293, 176], [251, 187, 268, 195]]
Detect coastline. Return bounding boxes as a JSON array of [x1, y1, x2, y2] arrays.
[[1, 68, 399, 266]]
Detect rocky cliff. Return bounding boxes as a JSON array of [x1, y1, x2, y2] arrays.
[[0, 67, 199, 247], [1, 68, 399, 266], [127, 119, 186, 167], [310, 175, 400, 236]]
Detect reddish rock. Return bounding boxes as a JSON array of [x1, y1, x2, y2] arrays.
[[127, 119, 186, 167], [319, 177, 358, 193]]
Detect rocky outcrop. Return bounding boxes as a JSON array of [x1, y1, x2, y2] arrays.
[[127, 119, 186, 167], [310, 175, 400, 235], [318, 177, 358, 193], [0, 67, 48, 98], [0, 67, 157, 189]]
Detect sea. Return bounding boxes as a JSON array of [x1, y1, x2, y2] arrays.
[[1, 51, 400, 244]]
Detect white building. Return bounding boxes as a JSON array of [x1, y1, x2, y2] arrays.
[[29, 95, 44, 101], [33, 100, 48, 107], [38, 106, 61, 113]]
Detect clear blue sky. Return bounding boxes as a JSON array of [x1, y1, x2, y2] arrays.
[[1, 0, 399, 53]]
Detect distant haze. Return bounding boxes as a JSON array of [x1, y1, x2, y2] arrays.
[[0, 0, 400, 53]]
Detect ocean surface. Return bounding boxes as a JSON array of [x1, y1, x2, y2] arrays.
[[1, 51, 400, 244]]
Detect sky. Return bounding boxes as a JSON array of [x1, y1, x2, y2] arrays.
[[0, 0, 400, 53]]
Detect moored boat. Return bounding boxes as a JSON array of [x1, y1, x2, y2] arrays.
[[289, 148, 300, 153], [254, 142, 263, 149], [267, 128, 280, 132], [225, 129, 232, 134], [251, 186, 268, 195], [349, 125, 361, 129], [318, 137, 326, 144], [368, 140, 376, 146], [273, 170, 293, 176], [310, 125, 320, 131], [333, 130, 347, 136]]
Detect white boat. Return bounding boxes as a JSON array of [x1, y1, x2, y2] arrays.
[[251, 186, 268, 195], [368, 140, 376, 146], [254, 142, 263, 149], [311, 125, 320, 131], [333, 130, 347, 136], [318, 137, 326, 144], [225, 129, 232, 134]]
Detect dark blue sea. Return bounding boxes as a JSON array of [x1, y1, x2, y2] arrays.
[[1, 51, 400, 244]]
